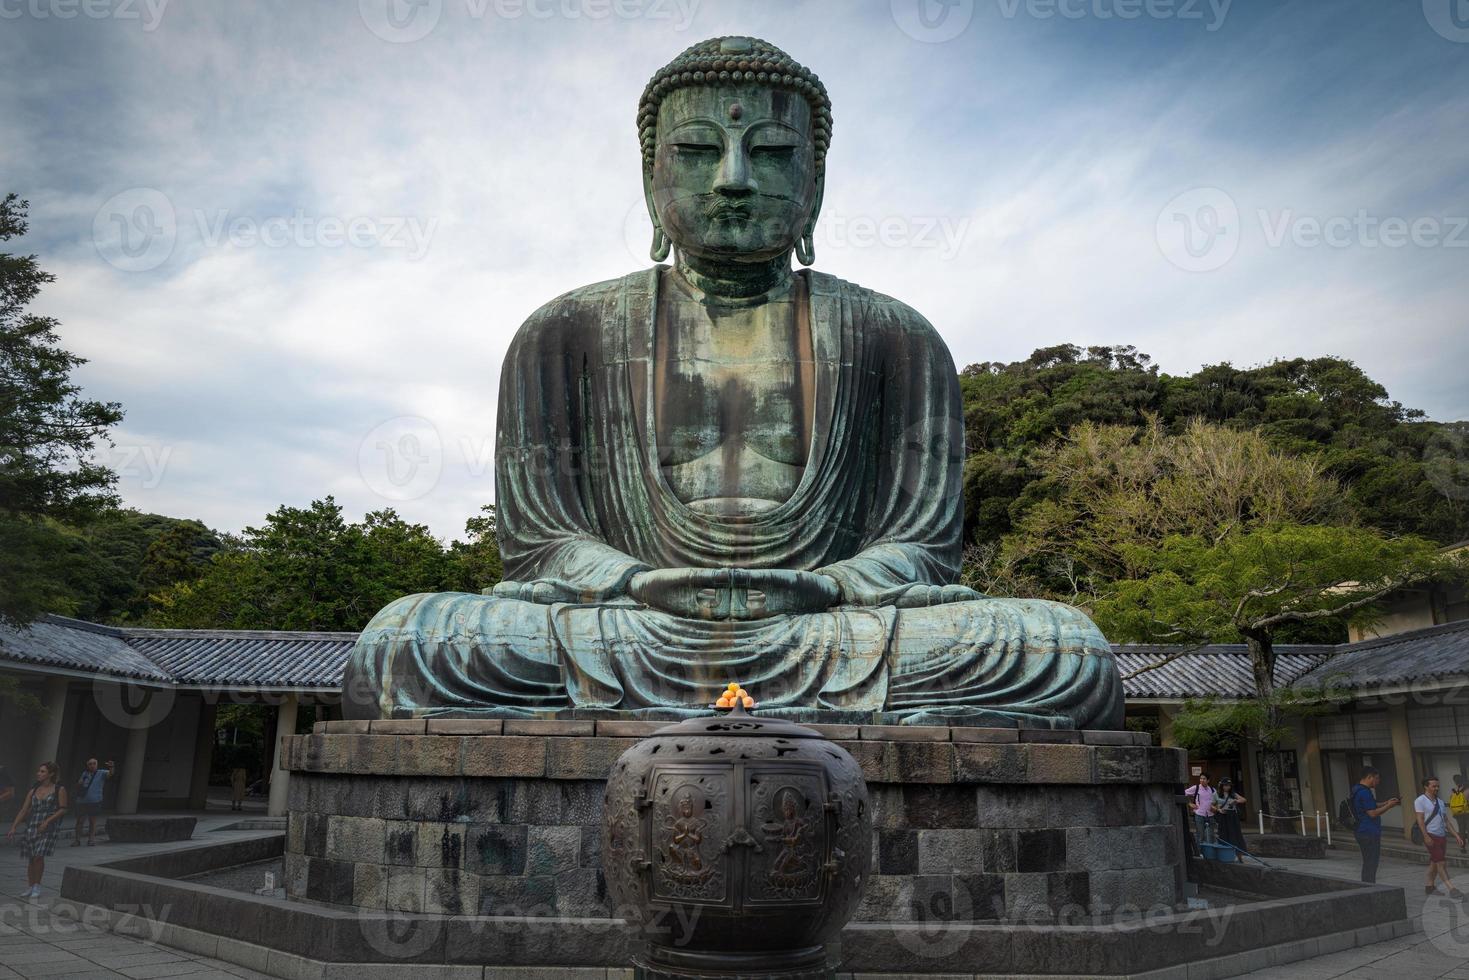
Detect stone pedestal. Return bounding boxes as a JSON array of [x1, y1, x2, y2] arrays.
[[281, 720, 1185, 924]]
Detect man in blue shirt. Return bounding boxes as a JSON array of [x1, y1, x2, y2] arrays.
[[1352, 767, 1401, 883], [71, 758, 114, 847]]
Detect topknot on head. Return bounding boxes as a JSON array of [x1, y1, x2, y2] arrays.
[[637, 36, 833, 175]]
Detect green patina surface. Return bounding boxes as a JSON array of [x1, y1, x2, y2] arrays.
[[342, 37, 1124, 729]]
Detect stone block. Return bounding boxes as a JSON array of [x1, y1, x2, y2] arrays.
[[901, 784, 976, 829], [467, 824, 528, 875], [554, 868, 611, 917], [478, 874, 559, 917], [865, 784, 907, 831], [303, 813, 329, 857], [527, 825, 581, 875], [981, 829, 1017, 873], [855, 874, 915, 922], [555, 780, 605, 826], [953, 742, 1030, 783], [326, 815, 386, 865], [352, 862, 388, 910], [908, 874, 957, 922], [878, 829, 918, 874], [593, 720, 664, 737], [1048, 871, 1091, 918], [807, 723, 860, 740], [1004, 872, 1051, 922], [917, 829, 984, 873], [578, 825, 602, 869], [952, 872, 1006, 919], [461, 737, 548, 778], [324, 720, 370, 734], [306, 856, 354, 905], [425, 869, 480, 915], [417, 822, 467, 870], [284, 852, 308, 896], [386, 867, 426, 913], [397, 735, 461, 776], [1025, 743, 1094, 783], [1016, 828, 1067, 873], [287, 812, 307, 853], [103, 815, 196, 842], [887, 741, 956, 783], [427, 719, 503, 735], [950, 727, 1019, 743], [859, 724, 950, 742], [1147, 747, 1188, 784], [545, 737, 627, 780], [1019, 728, 1083, 743], [504, 719, 596, 737], [369, 719, 427, 734], [385, 821, 418, 867], [1095, 745, 1147, 783], [1082, 730, 1138, 745], [834, 740, 887, 783]]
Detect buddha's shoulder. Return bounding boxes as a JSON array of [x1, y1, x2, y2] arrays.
[[808, 271, 945, 345], [507, 270, 655, 351]]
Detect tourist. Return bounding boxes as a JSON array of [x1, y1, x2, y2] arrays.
[[1184, 773, 1217, 848], [1450, 775, 1469, 852], [1213, 777, 1248, 861], [4, 762, 68, 899], [1350, 767, 1398, 884], [1414, 775, 1465, 898], [71, 757, 114, 846], [230, 766, 248, 811]]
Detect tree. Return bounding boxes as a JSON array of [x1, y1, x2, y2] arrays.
[[990, 418, 1459, 828], [0, 193, 124, 626], [147, 498, 451, 631], [444, 504, 503, 594]]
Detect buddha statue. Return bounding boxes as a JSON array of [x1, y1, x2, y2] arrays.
[[341, 36, 1124, 729]]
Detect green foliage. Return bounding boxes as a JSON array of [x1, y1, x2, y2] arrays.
[[0, 193, 124, 626], [146, 498, 502, 631], [960, 347, 1469, 546]]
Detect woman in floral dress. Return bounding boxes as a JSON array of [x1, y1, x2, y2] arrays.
[[6, 762, 68, 899]]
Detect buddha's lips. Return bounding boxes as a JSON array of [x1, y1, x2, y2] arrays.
[[705, 200, 753, 220]]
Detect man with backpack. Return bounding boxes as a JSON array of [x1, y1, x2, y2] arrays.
[[1414, 775, 1466, 898], [1349, 767, 1400, 884]]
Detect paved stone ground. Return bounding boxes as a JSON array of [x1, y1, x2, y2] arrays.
[[0, 811, 274, 980], [3, 815, 1469, 978], [1235, 849, 1469, 979]]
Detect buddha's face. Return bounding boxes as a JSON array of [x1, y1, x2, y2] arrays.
[[649, 84, 819, 262]]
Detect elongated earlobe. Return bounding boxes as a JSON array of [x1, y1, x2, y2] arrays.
[[650, 225, 671, 262], [795, 230, 815, 267]]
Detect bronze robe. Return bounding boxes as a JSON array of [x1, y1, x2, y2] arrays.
[[342, 268, 1123, 728]]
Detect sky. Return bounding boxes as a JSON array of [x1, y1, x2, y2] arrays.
[[1, 0, 1466, 540]]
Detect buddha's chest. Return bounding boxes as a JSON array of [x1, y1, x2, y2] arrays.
[[652, 291, 815, 514]]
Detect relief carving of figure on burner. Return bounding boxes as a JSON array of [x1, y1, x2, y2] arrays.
[[341, 35, 1125, 730]]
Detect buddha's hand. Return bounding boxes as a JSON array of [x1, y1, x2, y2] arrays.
[[490, 579, 583, 604], [628, 568, 839, 620], [891, 584, 986, 608]]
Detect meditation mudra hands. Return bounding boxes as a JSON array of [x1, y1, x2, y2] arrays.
[[492, 570, 985, 620], [627, 568, 839, 620]]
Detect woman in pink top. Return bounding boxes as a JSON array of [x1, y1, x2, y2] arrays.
[[1184, 773, 1218, 847]]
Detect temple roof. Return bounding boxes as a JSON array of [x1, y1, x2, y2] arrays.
[[1, 613, 1464, 701]]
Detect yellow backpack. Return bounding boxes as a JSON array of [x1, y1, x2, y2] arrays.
[[1451, 787, 1469, 816]]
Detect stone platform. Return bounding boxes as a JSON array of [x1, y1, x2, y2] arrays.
[[281, 719, 1186, 924]]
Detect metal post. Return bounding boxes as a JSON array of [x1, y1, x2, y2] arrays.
[[1300, 812, 1306, 836], [1259, 811, 1264, 835]]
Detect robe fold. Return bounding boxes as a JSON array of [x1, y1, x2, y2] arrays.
[[342, 267, 1124, 728]]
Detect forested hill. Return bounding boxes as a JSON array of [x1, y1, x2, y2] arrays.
[[959, 346, 1469, 547]]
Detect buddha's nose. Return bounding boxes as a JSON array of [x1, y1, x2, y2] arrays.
[[713, 147, 757, 196]]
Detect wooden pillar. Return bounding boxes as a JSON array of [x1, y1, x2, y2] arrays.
[[267, 694, 298, 817], [187, 700, 218, 810], [1389, 703, 1417, 843], [32, 676, 70, 773], [1158, 706, 1177, 749], [1303, 719, 1328, 818], [114, 722, 149, 815]]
